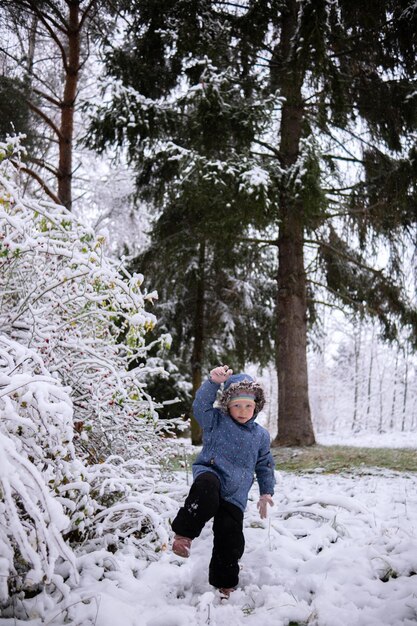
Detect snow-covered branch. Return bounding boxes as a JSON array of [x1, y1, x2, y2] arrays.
[[0, 138, 176, 618]]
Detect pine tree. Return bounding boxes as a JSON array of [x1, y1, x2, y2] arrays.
[[88, 0, 417, 446], [133, 200, 276, 442], [87, 5, 278, 443], [128, 63, 277, 443]]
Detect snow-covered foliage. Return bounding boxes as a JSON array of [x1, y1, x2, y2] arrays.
[[0, 137, 170, 462], [0, 138, 175, 618], [90, 58, 277, 209], [0, 335, 78, 602]]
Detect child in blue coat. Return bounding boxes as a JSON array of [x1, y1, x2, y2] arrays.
[[171, 365, 275, 597]]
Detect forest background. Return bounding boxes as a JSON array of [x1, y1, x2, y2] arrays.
[[1, 0, 416, 444], [0, 0, 416, 620]]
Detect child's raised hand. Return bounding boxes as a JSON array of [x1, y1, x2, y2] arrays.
[[210, 365, 233, 384], [257, 494, 274, 519]]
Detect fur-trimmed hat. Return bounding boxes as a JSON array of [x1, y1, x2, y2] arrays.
[[219, 373, 265, 416]]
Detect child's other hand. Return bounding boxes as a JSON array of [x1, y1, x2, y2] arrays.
[[210, 365, 233, 384], [257, 494, 274, 519]]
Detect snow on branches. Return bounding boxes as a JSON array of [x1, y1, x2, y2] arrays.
[[0, 137, 170, 462], [0, 138, 174, 617], [0, 334, 78, 602]]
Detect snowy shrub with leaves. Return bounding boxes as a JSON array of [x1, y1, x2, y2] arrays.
[[0, 335, 79, 603], [0, 138, 174, 617], [0, 138, 171, 461]]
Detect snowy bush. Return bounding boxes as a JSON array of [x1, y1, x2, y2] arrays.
[[0, 335, 78, 602], [0, 138, 175, 617], [0, 137, 171, 459]]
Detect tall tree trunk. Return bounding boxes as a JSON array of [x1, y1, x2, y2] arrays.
[[378, 367, 385, 433], [190, 240, 206, 445], [274, 210, 315, 446], [364, 326, 374, 430], [351, 322, 362, 432], [27, 14, 38, 76], [58, 1, 81, 210], [271, 0, 315, 446], [401, 347, 408, 432], [411, 398, 417, 432], [390, 351, 399, 430]]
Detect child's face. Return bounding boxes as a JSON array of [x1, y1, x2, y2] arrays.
[[228, 401, 256, 424]]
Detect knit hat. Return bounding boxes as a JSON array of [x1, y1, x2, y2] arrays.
[[227, 392, 256, 404], [219, 373, 265, 416]]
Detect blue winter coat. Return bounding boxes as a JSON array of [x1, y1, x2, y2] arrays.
[[192, 377, 276, 512]]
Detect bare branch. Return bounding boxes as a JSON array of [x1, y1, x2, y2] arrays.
[[79, 0, 99, 31], [25, 156, 59, 178], [32, 88, 62, 108], [10, 160, 60, 204], [18, 0, 69, 33], [324, 154, 364, 164], [26, 100, 63, 140], [252, 139, 281, 158], [241, 236, 278, 246], [0, 45, 61, 100], [307, 238, 385, 278], [26, 5, 69, 71], [213, 1, 250, 10]]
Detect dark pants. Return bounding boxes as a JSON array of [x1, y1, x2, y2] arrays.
[[171, 472, 245, 589]]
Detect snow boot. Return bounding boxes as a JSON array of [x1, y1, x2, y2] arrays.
[[172, 535, 192, 558]]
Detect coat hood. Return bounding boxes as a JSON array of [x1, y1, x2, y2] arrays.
[[219, 373, 266, 416]]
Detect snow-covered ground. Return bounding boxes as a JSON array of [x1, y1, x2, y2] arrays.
[[3, 467, 417, 626], [316, 431, 417, 449]]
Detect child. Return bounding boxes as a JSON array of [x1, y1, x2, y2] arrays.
[[171, 365, 275, 597]]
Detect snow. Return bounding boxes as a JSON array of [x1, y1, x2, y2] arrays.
[[317, 431, 417, 449], [239, 166, 271, 194], [2, 467, 417, 626]]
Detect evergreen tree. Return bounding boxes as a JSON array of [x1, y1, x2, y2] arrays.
[[136, 69, 278, 443], [134, 199, 276, 442], [0, 76, 34, 146], [88, 9, 277, 443], [89, 0, 417, 446]]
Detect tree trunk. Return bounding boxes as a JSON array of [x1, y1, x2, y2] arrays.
[[351, 322, 362, 432], [190, 240, 206, 445], [271, 0, 315, 446], [378, 366, 385, 433], [364, 326, 374, 430], [389, 351, 399, 430], [401, 347, 409, 432], [273, 208, 315, 446], [58, 1, 81, 210], [27, 14, 38, 76], [411, 398, 417, 432]]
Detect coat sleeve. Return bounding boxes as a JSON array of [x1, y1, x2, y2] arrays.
[[255, 430, 275, 496], [192, 378, 221, 429]]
